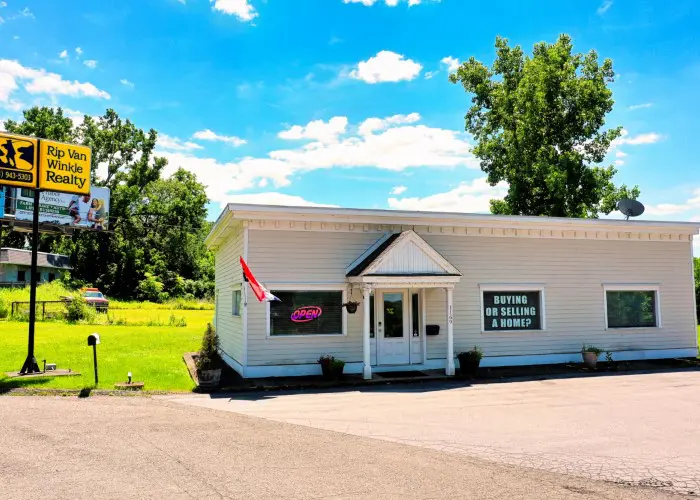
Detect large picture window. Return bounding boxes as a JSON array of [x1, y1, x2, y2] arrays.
[[481, 287, 545, 331], [605, 288, 659, 328], [269, 290, 344, 336]]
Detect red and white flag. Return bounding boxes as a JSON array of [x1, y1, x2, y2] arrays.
[[240, 257, 280, 302]]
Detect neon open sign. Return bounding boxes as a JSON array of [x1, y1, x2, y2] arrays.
[[291, 306, 322, 323]]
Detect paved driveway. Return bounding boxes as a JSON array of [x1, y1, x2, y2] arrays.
[[168, 370, 700, 495], [0, 394, 677, 500]]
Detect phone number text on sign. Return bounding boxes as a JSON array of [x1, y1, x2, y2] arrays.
[[0, 169, 33, 183]]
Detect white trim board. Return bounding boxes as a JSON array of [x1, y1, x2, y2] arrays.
[[221, 348, 698, 379]]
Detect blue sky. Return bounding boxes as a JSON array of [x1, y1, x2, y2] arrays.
[[1, 0, 699, 226]]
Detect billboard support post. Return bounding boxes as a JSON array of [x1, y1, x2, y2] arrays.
[[19, 152, 42, 374]]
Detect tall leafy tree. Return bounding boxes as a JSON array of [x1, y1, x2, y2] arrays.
[[450, 34, 639, 217]]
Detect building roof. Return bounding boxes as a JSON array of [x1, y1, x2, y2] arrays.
[[0, 248, 72, 270], [206, 203, 700, 250], [346, 230, 462, 279]]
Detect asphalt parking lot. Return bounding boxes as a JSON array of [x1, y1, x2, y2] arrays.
[[0, 387, 681, 500], [167, 370, 700, 496]]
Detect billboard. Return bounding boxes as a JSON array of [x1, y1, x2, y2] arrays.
[[39, 139, 92, 195], [0, 132, 38, 189], [15, 186, 110, 230]]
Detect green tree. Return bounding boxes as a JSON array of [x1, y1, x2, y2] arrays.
[[450, 34, 639, 217]]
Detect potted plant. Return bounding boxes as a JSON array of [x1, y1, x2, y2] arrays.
[[342, 301, 360, 314], [196, 323, 222, 388], [457, 346, 483, 378], [581, 344, 603, 369], [330, 359, 345, 379], [318, 354, 335, 378]]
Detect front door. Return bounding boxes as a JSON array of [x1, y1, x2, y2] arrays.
[[377, 290, 410, 365]]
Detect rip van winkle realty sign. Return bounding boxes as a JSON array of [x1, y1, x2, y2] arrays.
[[483, 291, 541, 331], [15, 187, 110, 230]]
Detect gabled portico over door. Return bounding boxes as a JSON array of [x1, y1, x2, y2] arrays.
[[346, 230, 462, 379]]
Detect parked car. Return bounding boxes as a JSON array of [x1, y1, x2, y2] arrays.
[[81, 288, 109, 312]]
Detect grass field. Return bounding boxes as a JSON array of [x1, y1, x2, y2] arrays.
[[0, 309, 214, 392]]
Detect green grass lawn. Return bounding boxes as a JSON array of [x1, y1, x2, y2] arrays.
[[0, 309, 213, 392]]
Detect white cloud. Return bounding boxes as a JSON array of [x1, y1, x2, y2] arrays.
[[224, 192, 338, 207], [158, 113, 477, 206], [424, 71, 437, 79], [120, 78, 134, 88], [390, 185, 407, 195], [59, 50, 68, 59], [0, 2, 7, 7], [440, 56, 459, 72], [271, 115, 477, 172], [597, 0, 613, 15], [628, 103, 653, 111], [615, 150, 627, 158], [612, 129, 663, 146], [83, 60, 97, 69], [643, 189, 700, 217], [349, 51, 422, 83], [279, 116, 348, 143], [343, 0, 436, 6], [358, 112, 420, 136], [75, 47, 83, 56], [192, 128, 247, 146], [0, 59, 110, 101], [210, 0, 257, 21], [158, 151, 293, 205], [388, 177, 507, 213], [157, 133, 204, 152], [63, 108, 89, 127]]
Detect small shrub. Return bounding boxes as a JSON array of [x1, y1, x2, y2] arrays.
[[195, 323, 220, 372], [0, 297, 9, 319], [168, 314, 187, 327], [65, 298, 95, 323]]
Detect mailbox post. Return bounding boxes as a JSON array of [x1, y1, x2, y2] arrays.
[[87, 333, 100, 386]]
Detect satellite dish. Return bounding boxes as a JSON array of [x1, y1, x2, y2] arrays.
[[617, 199, 645, 220]]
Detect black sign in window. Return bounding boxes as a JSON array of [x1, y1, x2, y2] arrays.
[[270, 290, 343, 336], [483, 291, 542, 331]]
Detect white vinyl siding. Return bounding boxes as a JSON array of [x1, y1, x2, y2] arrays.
[[214, 223, 245, 364], [243, 229, 696, 365], [246, 230, 380, 365], [423, 235, 695, 357]]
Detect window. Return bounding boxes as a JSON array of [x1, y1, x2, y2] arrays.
[[269, 290, 343, 336], [48, 273, 56, 282], [17, 270, 26, 282], [411, 293, 419, 337], [369, 293, 375, 338], [232, 289, 241, 316], [605, 287, 659, 328], [481, 286, 545, 331]]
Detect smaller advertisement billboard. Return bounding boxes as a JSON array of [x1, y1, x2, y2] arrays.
[[15, 186, 110, 230]]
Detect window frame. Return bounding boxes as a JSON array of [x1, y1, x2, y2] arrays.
[[479, 283, 547, 333], [265, 284, 348, 338], [603, 284, 661, 330], [232, 288, 241, 317]]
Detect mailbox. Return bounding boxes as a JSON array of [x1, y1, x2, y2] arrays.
[[87, 333, 100, 346]]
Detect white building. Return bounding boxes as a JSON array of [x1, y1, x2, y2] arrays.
[[206, 204, 699, 379]]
